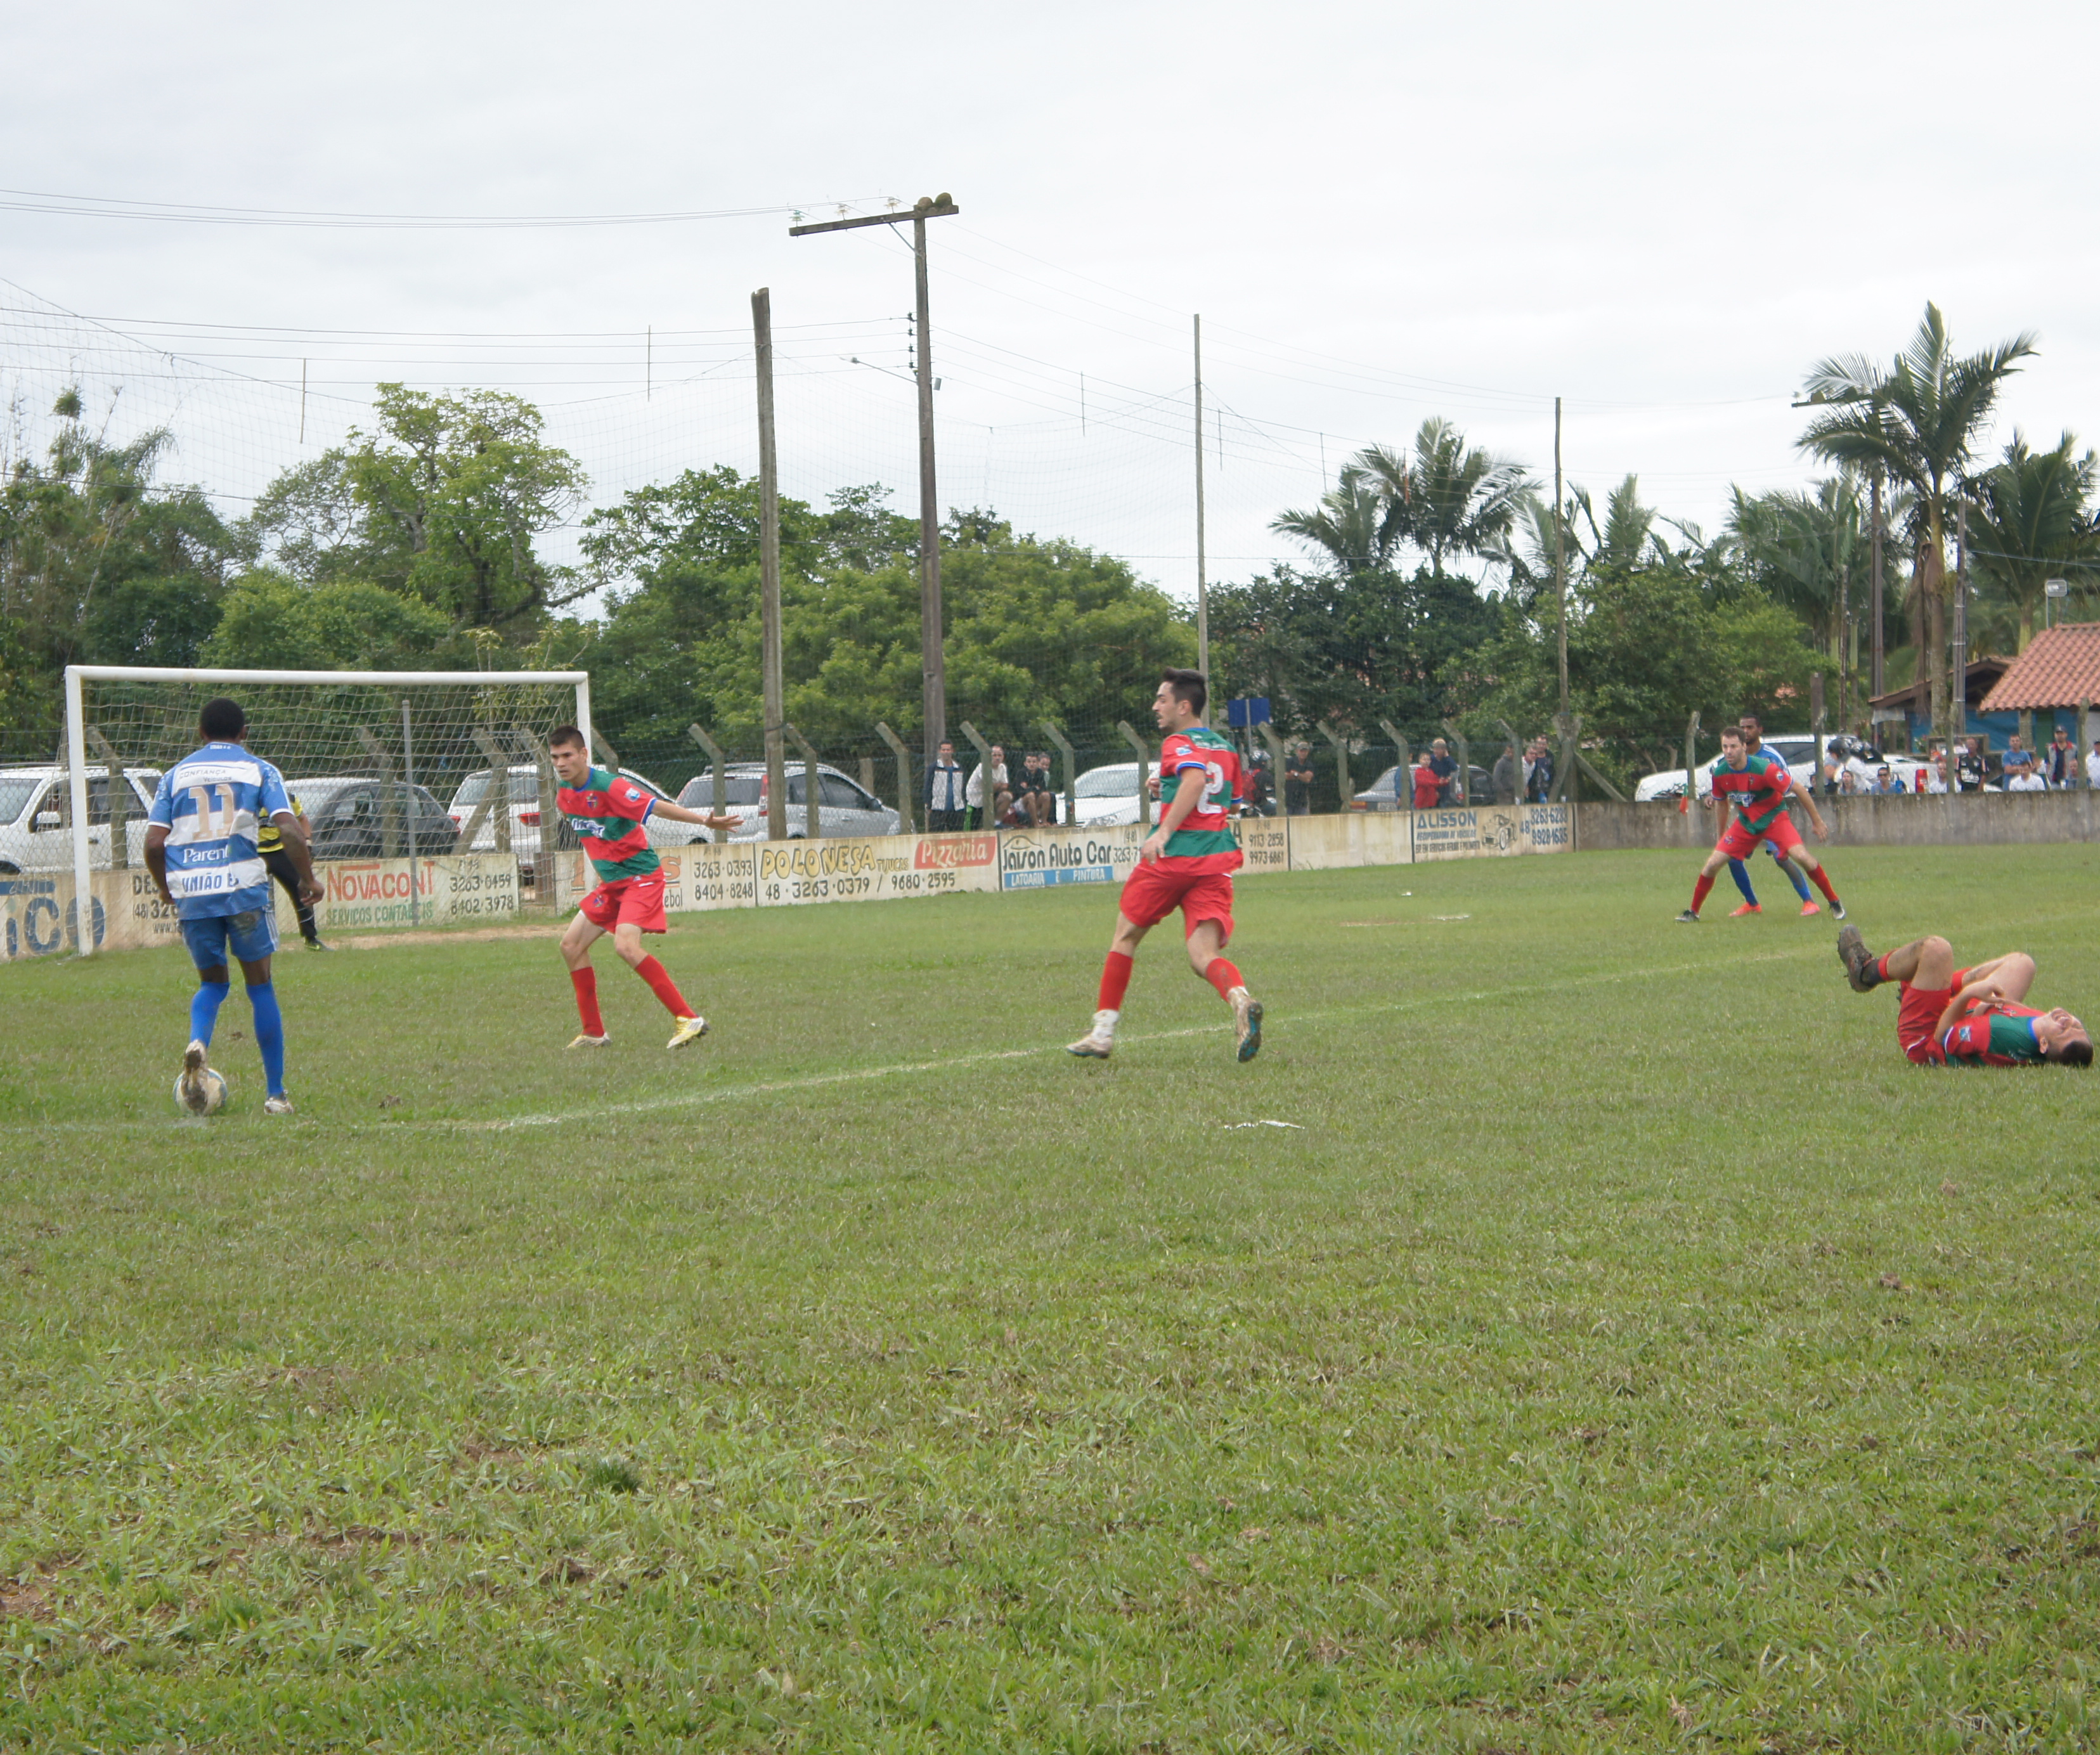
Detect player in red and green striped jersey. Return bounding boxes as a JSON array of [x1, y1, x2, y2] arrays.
[[548, 727, 739, 1050], [1679, 725, 1844, 921], [1838, 925, 2092, 1066], [1066, 669, 1264, 1063]]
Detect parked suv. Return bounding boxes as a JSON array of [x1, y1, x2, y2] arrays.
[[0, 765, 162, 873], [675, 763, 902, 839]]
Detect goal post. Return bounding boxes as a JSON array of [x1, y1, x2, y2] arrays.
[[61, 665, 592, 955]]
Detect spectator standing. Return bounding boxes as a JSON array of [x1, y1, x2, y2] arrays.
[[1411, 752, 1443, 810], [2046, 725, 2076, 787], [1284, 743, 1315, 815], [2089, 740, 2100, 791], [1427, 737, 1460, 805], [1492, 742, 1520, 804], [1525, 739, 1555, 803], [2002, 734, 2035, 787], [964, 744, 1009, 830], [925, 741, 967, 831], [1955, 739, 1985, 792], [1922, 751, 1948, 794]]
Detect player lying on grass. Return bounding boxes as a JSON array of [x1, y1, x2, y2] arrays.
[[1838, 926, 2092, 1066], [144, 696, 322, 1116], [1680, 725, 1844, 923], [1068, 669, 1264, 1063], [548, 727, 739, 1050], [1721, 715, 1819, 917]]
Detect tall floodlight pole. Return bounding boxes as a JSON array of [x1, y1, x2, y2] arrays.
[[1553, 396, 1568, 715], [753, 287, 787, 840], [792, 195, 959, 780], [1194, 314, 1209, 677]]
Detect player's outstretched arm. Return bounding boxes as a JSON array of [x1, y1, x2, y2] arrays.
[[651, 800, 741, 831]]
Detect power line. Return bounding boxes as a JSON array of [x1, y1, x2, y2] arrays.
[[0, 187, 897, 230]]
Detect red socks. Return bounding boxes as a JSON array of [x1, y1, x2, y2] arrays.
[[635, 955, 692, 1018], [1690, 873, 1716, 914], [1809, 865, 1841, 906], [1205, 958, 1245, 1001], [1098, 951, 1133, 1013], [1875, 954, 1893, 984], [570, 968, 604, 1035]]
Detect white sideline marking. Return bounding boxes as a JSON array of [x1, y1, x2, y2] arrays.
[[0, 945, 1824, 1137], [460, 947, 1815, 1131]]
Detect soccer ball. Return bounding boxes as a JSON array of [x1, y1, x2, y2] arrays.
[[174, 1066, 229, 1116]]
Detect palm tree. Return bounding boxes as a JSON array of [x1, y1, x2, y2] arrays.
[[1352, 418, 1534, 577], [1965, 431, 2099, 654], [1796, 302, 2037, 746], [1270, 464, 1398, 578]]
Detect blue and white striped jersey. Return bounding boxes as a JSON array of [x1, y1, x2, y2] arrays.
[[147, 741, 291, 918]]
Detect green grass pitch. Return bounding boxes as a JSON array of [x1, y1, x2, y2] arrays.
[[2, 845, 2097, 1751]]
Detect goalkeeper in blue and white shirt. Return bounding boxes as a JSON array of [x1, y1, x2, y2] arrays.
[[145, 697, 321, 1115]]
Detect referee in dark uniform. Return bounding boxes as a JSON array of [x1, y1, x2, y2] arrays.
[[259, 793, 330, 950]]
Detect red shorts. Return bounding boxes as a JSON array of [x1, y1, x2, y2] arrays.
[[1119, 858, 1235, 945], [580, 872, 669, 935], [1896, 969, 1969, 1065], [1717, 812, 1805, 862]]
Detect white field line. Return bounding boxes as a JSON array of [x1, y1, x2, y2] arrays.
[[454, 945, 1820, 1131], [0, 944, 1840, 1137]]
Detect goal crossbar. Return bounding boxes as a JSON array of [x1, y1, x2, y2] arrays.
[[61, 664, 593, 955]]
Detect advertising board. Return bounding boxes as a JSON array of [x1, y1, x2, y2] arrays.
[[314, 853, 521, 931], [999, 823, 1146, 890], [755, 832, 998, 906]]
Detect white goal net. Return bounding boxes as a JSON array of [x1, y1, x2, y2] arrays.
[[54, 667, 590, 947]]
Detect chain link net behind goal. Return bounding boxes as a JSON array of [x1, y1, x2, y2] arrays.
[[70, 673, 586, 892]]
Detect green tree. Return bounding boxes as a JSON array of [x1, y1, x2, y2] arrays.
[[1728, 474, 1872, 677], [342, 385, 588, 633], [579, 472, 1191, 759], [0, 391, 237, 732], [1352, 418, 1534, 576], [202, 570, 461, 671], [1797, 303, 2037, 745], [1964, 432, 2099, 654]]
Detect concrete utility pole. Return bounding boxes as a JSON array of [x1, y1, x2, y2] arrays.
[[791, 195, 959, 786], [1553, 396, 1568, 716], [1869, 469, 1885, 701], [1952, 501, 1969, 756], [1193, 314, 1209, 677], [752, 287, 786, 841]]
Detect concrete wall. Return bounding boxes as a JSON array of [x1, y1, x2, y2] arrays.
[[1576, 790, 2100, 851]]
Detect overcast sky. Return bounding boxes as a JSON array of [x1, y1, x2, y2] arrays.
[[4, 0, 2096, 602]]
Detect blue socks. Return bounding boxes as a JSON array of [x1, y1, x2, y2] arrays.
[[1772, 850, 1813, 902], [247, 981, 287, 1098], [190, 981, 230, 1046], [1727, 860, 1758, 905]]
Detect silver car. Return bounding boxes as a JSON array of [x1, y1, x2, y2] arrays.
[[676, 763, 901, 839], [446, 763, 706, 874]]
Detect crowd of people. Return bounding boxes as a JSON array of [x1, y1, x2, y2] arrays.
[[1825, 728, 2100, 796], [924, 741, 1063, 831]]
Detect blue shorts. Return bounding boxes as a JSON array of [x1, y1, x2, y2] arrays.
[[181, 908, 279, 973]]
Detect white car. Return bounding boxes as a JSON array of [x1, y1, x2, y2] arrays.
[[447, 763, 706, 872], [1633, 736, 1927, 801], [0, 765, 162, 873], [1067, 761, 1156, 827]]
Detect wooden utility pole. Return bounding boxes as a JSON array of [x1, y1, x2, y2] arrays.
[[1869, 469, 1884, 702], [1553, 396, 1568, 716], [791, 195, 959, 784], [1194, 314, 1209, 677], [753, 287, 787, 841]]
